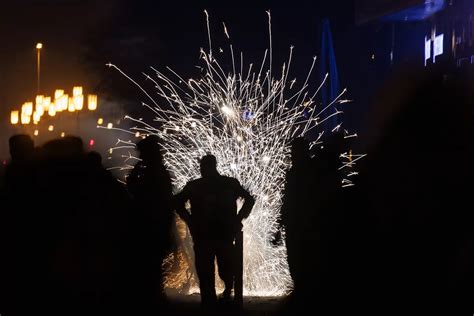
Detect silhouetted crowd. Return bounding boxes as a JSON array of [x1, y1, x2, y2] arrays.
[[0, 136, 133, 315], [0, 65, 473, 315], [0, 134, 254, 315]]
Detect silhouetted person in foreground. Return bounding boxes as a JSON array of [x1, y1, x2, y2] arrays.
[[2, 135, 132, 315], [281, 134, 348, 310], [174, 155, 255, 309], [4, 134, 36, 193], [280, 137, 316, 302], [126, 135, 175, 309], [35, 136, 129, 315], [310, 132, 346, 302], [355, 64, 474, 311], [1, 135, 38, 313]]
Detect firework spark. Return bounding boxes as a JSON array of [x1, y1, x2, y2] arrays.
[[103, 11, 362, 296]]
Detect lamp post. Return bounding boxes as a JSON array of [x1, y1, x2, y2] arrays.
[[36, 43, 43, 94]]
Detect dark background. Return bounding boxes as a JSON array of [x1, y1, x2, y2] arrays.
[[0, 0, 378, 158]]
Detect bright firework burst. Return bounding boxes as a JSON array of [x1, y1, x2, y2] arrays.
[[103, 11, 364, 297]]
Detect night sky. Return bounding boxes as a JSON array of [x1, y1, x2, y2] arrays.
[[0, 0, 374, 156]]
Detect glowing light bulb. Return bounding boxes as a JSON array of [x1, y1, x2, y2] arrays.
[[21, 114, 31, 124], [10, 111, 19, 124], [73, 86, 83, 97], [48, 104, 56, 116], [88, 94, 98, 110], [54, 89, 64, 100]]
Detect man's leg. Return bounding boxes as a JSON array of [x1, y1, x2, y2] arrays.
[[216, 239, 235, 298], [193, 240, 217, 306]]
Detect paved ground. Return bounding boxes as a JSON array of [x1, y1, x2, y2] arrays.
[[166, 294, 288, 315]]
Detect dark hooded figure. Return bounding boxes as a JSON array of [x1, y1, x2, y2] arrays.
[[126, 135, 174, 307], [280, 137, 315, 299], [174, 154, 255, 308]]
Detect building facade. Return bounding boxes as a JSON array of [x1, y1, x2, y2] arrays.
[[358, 0, 474, 70]]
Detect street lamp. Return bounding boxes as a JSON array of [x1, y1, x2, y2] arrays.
[[36, 43, 43, 94]]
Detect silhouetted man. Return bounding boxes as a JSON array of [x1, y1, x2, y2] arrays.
[[281, 137, 315, 299], [2, 135, 38, 313], [174, 155, 255, 307], [126, 135, 174, 308], [5, 134, 35, 192]]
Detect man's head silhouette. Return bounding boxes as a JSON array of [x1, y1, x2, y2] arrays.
[[200, 154, 218, 178], [137, 135, 163, 163], [9, 134, 34, 161]]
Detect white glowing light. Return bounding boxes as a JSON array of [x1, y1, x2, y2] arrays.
[[221, 105, 234, 116], [104, 11, 359, 297], [433, 33, 444, 63]]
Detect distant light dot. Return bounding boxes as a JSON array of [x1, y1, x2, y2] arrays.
[[107, 123, 113, 129], [97, 118, 103, 125], [34, 130, 39, 136]]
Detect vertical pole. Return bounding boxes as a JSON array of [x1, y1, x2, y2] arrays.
[[37, 48, 41, 94], [76, 111, 79, 135], [234, 229, 243, 305]]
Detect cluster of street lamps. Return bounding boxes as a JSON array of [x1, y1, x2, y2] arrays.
[[9, 43, 99, 140], [10, 86, 98, 126]]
